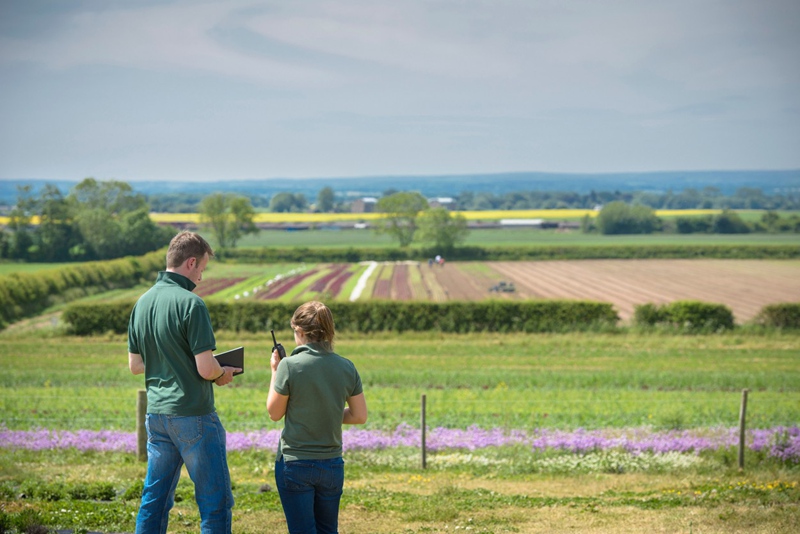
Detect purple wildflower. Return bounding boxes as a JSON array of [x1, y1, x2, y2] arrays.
[[1, 425, 798, 463]]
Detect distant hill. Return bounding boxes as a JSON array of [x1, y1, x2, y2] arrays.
[[1, 170, 799, 205]]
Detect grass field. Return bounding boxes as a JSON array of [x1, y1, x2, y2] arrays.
[[230, 227, 800, 249], [2, 330, 799, 432], [1, 228, 797, 275], [1, 228, 799, 532], [1, 328, 799, 533]]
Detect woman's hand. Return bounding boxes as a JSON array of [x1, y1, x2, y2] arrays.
[[270, 348, 282, 372]]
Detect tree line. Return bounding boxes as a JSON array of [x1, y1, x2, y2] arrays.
[[1, 179, 174, 262], [454, 186, 799, 211], [196, 190, 468, 252], [145, 185, 800, 213], [2, 179, 798, 263], [584, 201, 800, 235]]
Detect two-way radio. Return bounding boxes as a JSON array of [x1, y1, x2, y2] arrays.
[[271, 330, 286, 360]]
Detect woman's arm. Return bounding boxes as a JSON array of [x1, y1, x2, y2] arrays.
[[267, 349, 289, 421], [267, 387, 289, 421], [343, 393, 368, 424]]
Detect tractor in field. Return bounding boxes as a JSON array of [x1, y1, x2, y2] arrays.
[[489, 281, 515, 293]]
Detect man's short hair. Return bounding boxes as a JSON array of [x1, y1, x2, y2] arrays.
[[166, 231, 214, 269]]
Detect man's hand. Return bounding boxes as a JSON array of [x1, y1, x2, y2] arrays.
[[214, 366, 241, 386]]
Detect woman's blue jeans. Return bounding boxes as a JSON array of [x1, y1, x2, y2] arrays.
[[275, 456, 345, 534], [136, 413, 234, 534]]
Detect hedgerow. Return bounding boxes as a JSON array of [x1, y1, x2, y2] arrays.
[[63, 300, 620, 335], [223, 244, 800, 263], [0, 250, 164, 329], [754, 303, 800, 329], [632, 301, 735, 332]]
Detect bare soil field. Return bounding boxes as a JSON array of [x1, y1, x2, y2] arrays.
[[369, 259, 800, 323], [487, 259, 800, 322]]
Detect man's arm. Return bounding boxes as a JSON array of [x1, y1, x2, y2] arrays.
[[195, 349, 239, 385], [128, 352, 144, 375]]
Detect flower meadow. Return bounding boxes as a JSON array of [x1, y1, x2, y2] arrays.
[[2, 424, 798, 465]]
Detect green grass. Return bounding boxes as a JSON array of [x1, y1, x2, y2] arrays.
[[1, 328, 799, 533], [1, 446, 797, 533], [2, 330, 798, 432], [230, 227, 800, 249]]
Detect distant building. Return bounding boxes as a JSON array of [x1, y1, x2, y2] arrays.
[[500, 219, 560, 229], [351, 197, 378, 213], [428, 197, 456, 210]]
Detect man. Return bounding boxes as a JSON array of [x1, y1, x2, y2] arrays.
[[128, 231, 240, 534]]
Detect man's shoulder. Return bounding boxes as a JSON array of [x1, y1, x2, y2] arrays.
[[134, 282, 206, 309]]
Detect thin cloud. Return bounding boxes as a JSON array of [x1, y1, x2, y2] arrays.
[[0, 0, 798, 180]]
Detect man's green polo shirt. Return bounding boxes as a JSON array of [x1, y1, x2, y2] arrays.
[[128, 271, 217, 416]]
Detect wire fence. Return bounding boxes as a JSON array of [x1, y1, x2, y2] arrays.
[[4, 389, 790, 471], [1, 387, 787, 433]]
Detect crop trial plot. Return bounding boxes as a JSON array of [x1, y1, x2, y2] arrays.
[[192, 259, 800, 323]]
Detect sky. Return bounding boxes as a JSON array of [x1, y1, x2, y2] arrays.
[[0, 0, 799, 183]]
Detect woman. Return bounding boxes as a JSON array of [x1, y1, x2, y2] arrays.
[[267, 301, 368, 534]]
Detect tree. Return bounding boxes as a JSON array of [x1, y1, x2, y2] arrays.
[[596, 201, 660, 235], [5, 185, 35, 260], [316, 187, 335, 213], [713, 210, 750, 234], [69, 178, 147, 214], [675, 215, 712, 234], [119, 208, 175, 256], [29, 184, 78, 262], [69, 179, 136, 259], [67, 178, 162, 260], [580, 214, 596, 233], [199, 193, 258, 249], [269, 192, 308, 213], [74, 207, 124, 259], [761, 210, 780, 232], [416, 207, 469, 252], [374, 191, 429, 247]]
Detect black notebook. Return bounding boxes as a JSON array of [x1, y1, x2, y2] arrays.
[[214, 346, 244, 375]]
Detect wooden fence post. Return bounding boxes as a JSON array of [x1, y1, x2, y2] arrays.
[[421, 394, 427, 470], [137, 389, 148, 462], [738, 389, 749, 471]]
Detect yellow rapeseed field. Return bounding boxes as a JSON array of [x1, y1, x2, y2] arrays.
[[144, 208, 722, 224], [0, 209, 722, 226], [151, 209, 600, 224]]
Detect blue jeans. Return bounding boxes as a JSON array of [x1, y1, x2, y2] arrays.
[[275, 457, 345, 534], [136, 413, 234, 534]]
